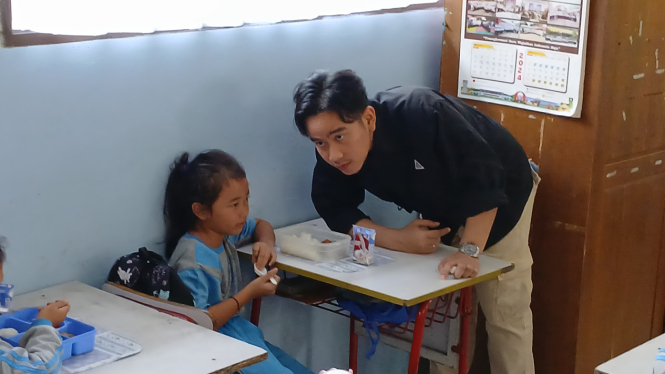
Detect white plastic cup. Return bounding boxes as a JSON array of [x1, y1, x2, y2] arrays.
[[654, 348, 665, 374], [0, 284, 15, 313]]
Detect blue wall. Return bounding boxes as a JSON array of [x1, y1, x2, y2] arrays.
[[0, 8, 445, 373]]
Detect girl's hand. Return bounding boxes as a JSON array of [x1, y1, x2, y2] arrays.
[[252, 242, 277, 270], [247, 268, 280, 298]]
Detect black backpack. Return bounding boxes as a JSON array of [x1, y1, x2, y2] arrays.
[[107, 247, 194, 306]]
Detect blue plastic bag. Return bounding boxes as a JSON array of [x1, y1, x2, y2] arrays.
[[337, 296, 416, 359]]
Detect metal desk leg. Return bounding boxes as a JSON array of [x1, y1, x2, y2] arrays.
[[408, 299, 433, 374], [457, 287, 473, 374], [350, 316, 358, 373], [250, 298, 262, 326]]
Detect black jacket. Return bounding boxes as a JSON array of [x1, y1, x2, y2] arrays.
[[311, 86, 533, 248]]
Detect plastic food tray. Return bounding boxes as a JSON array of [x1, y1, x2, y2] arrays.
[[0, 308, 96, 360]]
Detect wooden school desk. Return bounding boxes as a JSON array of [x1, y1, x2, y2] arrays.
[[12, 282, 268, 374], [238, 219, 513, 374], [595, 333, 665, 374]]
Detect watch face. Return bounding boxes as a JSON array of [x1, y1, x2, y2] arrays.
[[461, 244, 479, 257]]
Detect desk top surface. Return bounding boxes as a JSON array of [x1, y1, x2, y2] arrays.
[[595, 333, 665, 374], [13, 282, 267, 374], [238, 219, 513, 306]]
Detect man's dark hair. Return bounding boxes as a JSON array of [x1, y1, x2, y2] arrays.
[[293, 69, 369, 136]]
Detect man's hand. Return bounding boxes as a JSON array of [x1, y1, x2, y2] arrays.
[[252, 241, 277, 270], [396, 219, 451, 254], [438, 252, 480, 279]]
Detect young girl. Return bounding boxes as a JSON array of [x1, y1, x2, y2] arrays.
[[163, 150, 312, 374], [0, 238, 71, 374]]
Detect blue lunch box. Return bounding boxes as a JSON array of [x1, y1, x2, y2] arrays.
[[0, 308, 96, 360]]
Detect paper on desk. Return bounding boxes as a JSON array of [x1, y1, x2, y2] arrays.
[[61, 331, 142, 373], [275, 243, 396, 273], [315, 254, 395, 273]]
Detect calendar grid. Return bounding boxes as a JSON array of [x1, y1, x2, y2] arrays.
[[470, 44, 517, 84], [524, 52, 570, 93]]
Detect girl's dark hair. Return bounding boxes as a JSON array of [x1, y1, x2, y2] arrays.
[[163, 150, 246, 258], [0, 237, 6, 264], [293, 69, 369, 136]]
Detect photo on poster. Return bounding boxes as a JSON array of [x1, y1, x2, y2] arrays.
[[496, 0, 522, 20], [467, 16, 496, 35], [521, 0, 549, 23], [538, 99, 565, 111], [520, 22, 547, 42], [495, 18, 522, 39], [547, 2, 582, 28], [467, 1, 497, 17], [545, 25, 579, 46], [549, 0, 581, 4]]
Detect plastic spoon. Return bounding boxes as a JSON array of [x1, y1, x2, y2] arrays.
[[254, 265, 278, 285]]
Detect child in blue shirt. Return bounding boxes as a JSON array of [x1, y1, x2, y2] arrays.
[[163, 150, 312, 374], [0, 239, 71, 374]]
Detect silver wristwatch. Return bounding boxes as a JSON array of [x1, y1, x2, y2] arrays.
[[459, 243, 480, 258]]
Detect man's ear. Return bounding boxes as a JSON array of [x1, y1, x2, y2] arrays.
[[362, 106, 377, 132]]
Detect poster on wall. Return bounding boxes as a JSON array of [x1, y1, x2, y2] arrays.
[[458, 0, 590, 117]]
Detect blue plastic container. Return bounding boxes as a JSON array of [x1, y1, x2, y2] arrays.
[[0, 308, 96, 360], [0, 284, 15, 312]]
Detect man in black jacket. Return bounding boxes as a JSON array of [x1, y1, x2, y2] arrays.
[[292, 70, 539, 374]]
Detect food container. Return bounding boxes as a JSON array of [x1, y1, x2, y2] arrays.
[[276, 225, 351, 262], [0, 308, 96, 360]]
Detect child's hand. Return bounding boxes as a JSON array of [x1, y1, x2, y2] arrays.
[[252, 242, 277, 270], [247, 268, 280, 298], [36, 300, 70, 328]]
